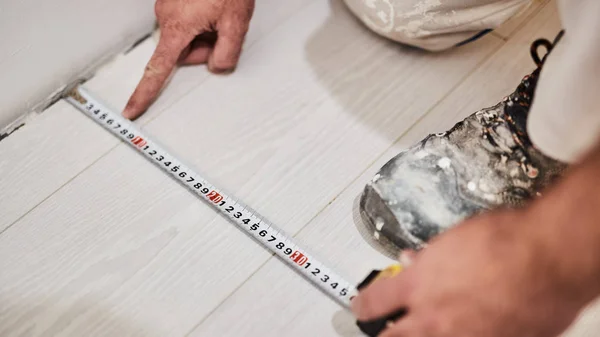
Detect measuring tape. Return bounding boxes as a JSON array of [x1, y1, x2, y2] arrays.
[[64, 85, 408, 337], [64, 85, 358, 308]]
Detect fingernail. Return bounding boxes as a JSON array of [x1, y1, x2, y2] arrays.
[[209, 66, 234, 75], [122, 109, 132, 119], [123, 108, 138, 120]]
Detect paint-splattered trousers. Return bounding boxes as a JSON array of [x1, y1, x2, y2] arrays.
[[343, 0, 600, 165]]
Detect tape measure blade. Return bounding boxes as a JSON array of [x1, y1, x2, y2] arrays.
[[64, 86, 357, 308]]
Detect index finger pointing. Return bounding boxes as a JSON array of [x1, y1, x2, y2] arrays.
[[123, 32, 193, 119]]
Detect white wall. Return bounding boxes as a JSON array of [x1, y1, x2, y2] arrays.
[[0, 0, 156, 128]]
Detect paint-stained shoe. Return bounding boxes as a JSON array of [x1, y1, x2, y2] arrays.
[[359, 31, 567, 256]]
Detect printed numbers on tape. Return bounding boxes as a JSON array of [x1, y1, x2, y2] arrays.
[[82, 100, 351, 300]]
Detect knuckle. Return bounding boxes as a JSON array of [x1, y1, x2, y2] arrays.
[[161, 20, 188, 35], [144, 63, 157, 74], [154, 1, 163, 15], [238, 0, 255, 19], [143, 63, 165, 79], [220, 15, 250, 35]]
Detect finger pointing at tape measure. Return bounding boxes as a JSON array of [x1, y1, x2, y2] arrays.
[[351, 211, 582, 337], [123, 0, 256, 120]]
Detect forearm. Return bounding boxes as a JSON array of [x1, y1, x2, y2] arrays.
[[527, 139, 600, 305]]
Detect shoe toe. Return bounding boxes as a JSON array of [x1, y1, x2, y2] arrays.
[[359, 146, 483, 253]]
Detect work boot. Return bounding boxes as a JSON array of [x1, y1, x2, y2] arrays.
[[359, 31, 567, 256]]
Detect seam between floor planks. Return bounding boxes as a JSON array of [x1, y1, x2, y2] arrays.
[[182, 251, 277, 336], [0, 143, 120, 236]]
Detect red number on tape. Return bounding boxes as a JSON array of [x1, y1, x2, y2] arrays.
[[290, 251, 308, 266]]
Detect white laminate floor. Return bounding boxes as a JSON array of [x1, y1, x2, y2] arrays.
[[2, 0, 598, 336]]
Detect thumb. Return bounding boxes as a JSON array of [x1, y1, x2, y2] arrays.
[[351, 269, 413, 321], [124, 31, 192, 119]]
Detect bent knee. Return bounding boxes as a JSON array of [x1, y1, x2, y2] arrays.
[[342, 0, 532, 51]]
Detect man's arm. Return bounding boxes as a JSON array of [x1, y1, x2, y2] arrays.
[[528, 139, 600, 305]]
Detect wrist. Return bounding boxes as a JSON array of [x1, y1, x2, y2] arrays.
[[523, 142, 600, 307]]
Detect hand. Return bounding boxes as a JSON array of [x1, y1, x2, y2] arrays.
[[351, 210, 585, 337], [123, 0, 255, 119]]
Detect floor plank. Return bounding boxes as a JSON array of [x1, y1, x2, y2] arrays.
[[189, 3, 590, 337], [0, 0, 503, 335], [0, 102, 119, 233]]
